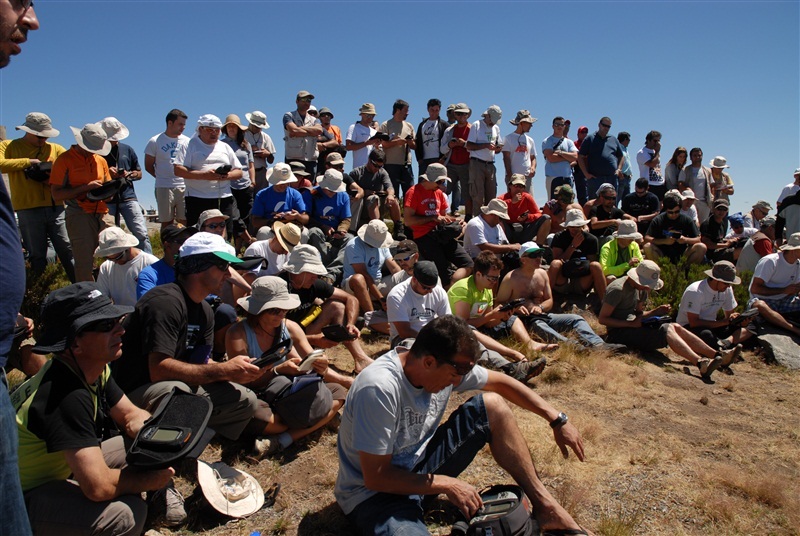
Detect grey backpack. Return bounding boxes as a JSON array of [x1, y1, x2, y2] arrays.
[[452, 485, 537, 536]]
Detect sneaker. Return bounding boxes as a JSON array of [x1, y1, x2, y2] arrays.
[[698, 356, 722, 379], [148, 482, 186, 527], [253, 435, 283, 458], [510, 357, 547, 383], [718, 344, 742, 368]]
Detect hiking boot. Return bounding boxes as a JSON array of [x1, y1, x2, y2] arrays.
[[253, 435, 283, 458], [718, 344, 742, 368], [148, 481, 186, 527], [698, 356, 722, 379], [510, 357, 547, 383], [600, 343, 629, 354]]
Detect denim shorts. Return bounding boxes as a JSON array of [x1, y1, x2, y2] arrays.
[[346, 395, 491, 536]]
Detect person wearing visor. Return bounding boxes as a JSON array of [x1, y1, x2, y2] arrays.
[[15, 282, 184, 533]]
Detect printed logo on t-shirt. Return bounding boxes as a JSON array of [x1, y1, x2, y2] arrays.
[[410, 307, 436, 323], [273, 201, 285, 213]]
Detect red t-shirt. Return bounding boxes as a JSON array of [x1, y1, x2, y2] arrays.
[[499, 192, 542, 223], [404, 184, 448, 238], [450, 124, 471, 166], [753, 236, 773, 256]]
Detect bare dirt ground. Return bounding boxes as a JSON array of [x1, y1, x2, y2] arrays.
[[157, 325, 799, 536]]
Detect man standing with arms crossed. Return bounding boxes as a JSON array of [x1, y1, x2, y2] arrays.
[[145, 109, 190, 228], [466, 105, 503, 217], [284, 90, 324, 177], [380, 99, 416, 199], [542, 116, 579, 200], [0, 2, 40, 534], [578, 117, 625, 200]]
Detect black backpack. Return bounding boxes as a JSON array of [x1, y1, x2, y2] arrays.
[[452, 485, 537, 536]]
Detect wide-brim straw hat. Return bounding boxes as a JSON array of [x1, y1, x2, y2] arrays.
[[272, 221, 302, 252], [197, 460, 265, 518]]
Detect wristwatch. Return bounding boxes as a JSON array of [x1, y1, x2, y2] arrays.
[[549, 412, 568, 429]]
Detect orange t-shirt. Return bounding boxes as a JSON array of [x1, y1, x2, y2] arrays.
[[50, 147, 110, 214]]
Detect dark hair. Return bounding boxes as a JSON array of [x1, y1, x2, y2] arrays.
[[552, 116, 565, 125], [174, 253, 221, 277], [635, 177, 649, 190], [662, 194, 681, 210], [689, 147, 703, 157], [645, 130, 662, 142], [369, 148, 385, 163], [474, 251, 503, 276], [392, 99, 409, 115], [599, 116, 612, 125], [427, 99, 441, 109], [409, 315, 480, 364], [617, 131, 630, 143], [667, 146, 688, 169], [166, 109, 187, 125]]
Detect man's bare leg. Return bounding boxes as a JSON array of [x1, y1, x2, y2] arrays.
[[483, 393, 587, 533], [752, 299, 800, 337]]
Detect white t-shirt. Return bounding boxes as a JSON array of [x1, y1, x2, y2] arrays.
[[502, 132, 537, 176], [778, 183, 800, 204], [243, 129, 276, 170], [676, 279, 737, 325], [681, 205, 699, 226], [750, 252, 800, 300], [420, 119, 440, 160], [244, 238, 285, 277], [171, 135, 242, 199], [467, 120, 501, 163], [96, 251, 159, 307], [463, 214, 509, 258], [144, 132, 190, 189], [386, 279, 450, 341], [334, 348, 488, 515], [636, 147, 664, 186], [725, 226, 758, 240], [346, 122, 376, 169]]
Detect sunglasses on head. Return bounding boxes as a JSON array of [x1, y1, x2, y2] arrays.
[[80, 316, 125, 335]]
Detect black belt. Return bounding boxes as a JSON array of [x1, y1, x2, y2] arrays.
[[470, 157, 494, 164]]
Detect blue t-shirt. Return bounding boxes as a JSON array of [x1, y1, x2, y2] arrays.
[[136, 259, 175, 300], [542, 135, 577, 178], [342, 237, 390, 283], [578, 132, 623, 177], [311, 188, 351, 229], [221, 137, 254, 190], [0, 180, 24, 366], [252, 186, 307, 220], [103, 142, 141, 201]]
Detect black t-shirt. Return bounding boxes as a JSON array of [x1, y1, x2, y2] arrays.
[[348, 165, 393, 193], [622, 191, 660, 234], [24, 359, 124, 455], [551, 229, 599, 259], [646, 212, 699, 259], [114, 282, 214, 393], [279, 272, 335, 324], [0, 179, 24, 366], [589, 205, 625, 237], [700, 217, 728, 245]]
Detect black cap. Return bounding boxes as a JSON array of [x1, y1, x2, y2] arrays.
[[413, 261, 439, 286], [395, 240, 418, 256], [160, 224, 197, 244], [33, 282, 133, 354]]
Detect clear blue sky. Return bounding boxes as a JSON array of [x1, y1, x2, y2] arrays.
[[1, 1, 798, 217]]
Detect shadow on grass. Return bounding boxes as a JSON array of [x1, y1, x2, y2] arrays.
[[296, 501, 353, 535]]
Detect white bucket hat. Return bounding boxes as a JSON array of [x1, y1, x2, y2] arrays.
[[480, 198, 510, 220], [627, 259, 664, 291], [16, 112, 59, 138], [779, 232, 800, 251], [708, 156, 730, 169], [272, 221, 302, 252], [316, 169, 346, 193], [237, 276, 301, 314], [70, 123, 111, 156], [358, 219, 394, 249], [612, 220, 643, 240], [564, 208, 590, 228], [267, 163, 298, 186], [245, 110, 269, 129], [94, 226, 139, 257], [282, 244, 327, 276], [99, 117, 129, 142], [197, 460, 265, 518]]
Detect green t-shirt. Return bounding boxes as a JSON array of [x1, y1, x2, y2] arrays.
[[447, 276, 494, 318], [602, 276, 644, 320]]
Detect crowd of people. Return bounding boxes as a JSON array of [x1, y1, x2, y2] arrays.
[[3, 83, 800, 536]]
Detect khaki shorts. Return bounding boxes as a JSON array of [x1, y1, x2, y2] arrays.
[[155, 186, 186, 222]]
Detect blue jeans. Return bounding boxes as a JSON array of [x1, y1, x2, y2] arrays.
[[16, 206, 75, 282], [0, 371, 33, 536], [617, 176, 631, 206], [527, 313, 604, 347], [346, 395, 491, 536], [107, 199, 152, 254], [587, 175, 618, 200]]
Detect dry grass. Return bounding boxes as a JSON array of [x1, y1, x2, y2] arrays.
[[120, 314, 800, 536]]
